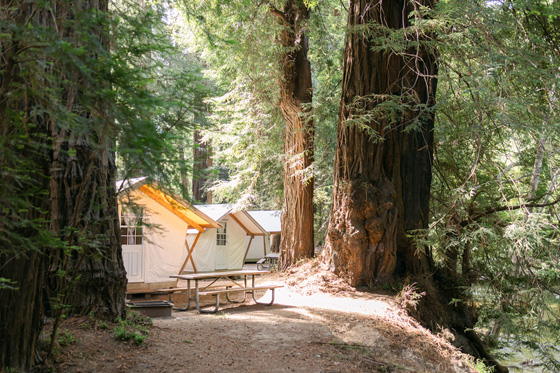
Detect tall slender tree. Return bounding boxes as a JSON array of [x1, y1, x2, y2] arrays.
[[271, 0, 315, 269], [192, 129, 212, 202]]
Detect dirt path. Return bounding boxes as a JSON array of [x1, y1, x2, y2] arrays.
[[52, 268, 476, 372]]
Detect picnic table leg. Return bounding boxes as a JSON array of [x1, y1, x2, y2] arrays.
[[225, 276, 247, 303], [250, 275, 276, 306], [173, 279, 192, 312], [194, 280, 221, 314], [197, 294, 220, 314], [225, 286, 247, 303], [252, 287, 276, 306]]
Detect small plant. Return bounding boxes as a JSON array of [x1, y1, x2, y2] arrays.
[[473, 359, 495, 373], [98, 320, 109, 330], [113, 311, 151, 345], [396, 282, 426, 311], [57, 330, 77, 347]]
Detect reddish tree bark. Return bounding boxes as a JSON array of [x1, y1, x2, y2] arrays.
[[322, 0, 436, 287], [42, 0, 127, 320], [320, 2, 508, 371], [1, 1, 127, 369], [271, 0, 315, 270]]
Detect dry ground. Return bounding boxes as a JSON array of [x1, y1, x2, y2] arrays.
[[45, 261, 477, 372]]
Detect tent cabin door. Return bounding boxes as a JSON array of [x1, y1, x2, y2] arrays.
[[121, 214, 144, 282], [215, 220, 228, 270]]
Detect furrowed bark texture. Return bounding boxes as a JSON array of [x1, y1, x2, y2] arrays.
[[272, 0, 315, 269], [322, 0, 436, 287], [0, 253, 45, 370], [43, 0, 127, 319], [1, 3, 51, 369], [320, 2, 509, 370]]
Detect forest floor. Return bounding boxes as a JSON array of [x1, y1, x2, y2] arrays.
[[44, 260, 478, 372]]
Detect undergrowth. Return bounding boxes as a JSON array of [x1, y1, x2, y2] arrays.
[[113, 310, 152, 345]]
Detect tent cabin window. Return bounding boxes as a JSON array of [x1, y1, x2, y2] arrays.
[[120, 214, 143, 245], [216, 220, 227, 246]]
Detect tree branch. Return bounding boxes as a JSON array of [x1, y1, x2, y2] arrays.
[[460, 196, 560, 227], [269, 5, 288, 25]]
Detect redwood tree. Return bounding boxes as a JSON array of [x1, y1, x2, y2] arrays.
[[322, 0, 435, 287], [41, 0, 127, 320], [320, 1, 506, 370], [0, 1, 127, 368], [271, 0, 315, 269]]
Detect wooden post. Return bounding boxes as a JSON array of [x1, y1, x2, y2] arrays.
[[243, 235, 254, 264], [178, 227, 202, 274]]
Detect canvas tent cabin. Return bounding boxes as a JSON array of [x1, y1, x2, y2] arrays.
[[117, 177, 220, 291], [183, 204, 269, 272], [244, 210, 282, 262]]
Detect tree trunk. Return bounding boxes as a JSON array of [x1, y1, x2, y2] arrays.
[[0, 0, 127, 368], [271, 0, 315, 270], [320, 2, 508, 371], [41, 0, 127, 320], [192, 130, 211, 203], [321, 0, 436, 287], [0, 253, 45, 370], [46, 140, 127, 318]]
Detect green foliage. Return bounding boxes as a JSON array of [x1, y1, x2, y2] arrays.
[[113, 311, 152, 345], [308, 1, 345, 243], [423, 0, 560, 368], [57, 330, 77, 347], [111, 1, 212, 191], [0, 278, 19, 291], [472, 359, 494, 373], [175, 0, 285, 208]]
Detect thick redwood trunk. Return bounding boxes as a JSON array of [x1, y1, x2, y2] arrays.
[[0, 253, 45, 370], [1, 4, 52, 369], [46, 142, 127, 318], [320, 2, 507, 370], [42, 0, 127, 319], [0, 1, 127, 368], [321, 0, 436, 287], [271, 0, 315, 270]]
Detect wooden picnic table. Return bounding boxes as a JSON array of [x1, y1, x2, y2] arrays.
[[169, 269, 282, 313], [257, 252, 279, 270]]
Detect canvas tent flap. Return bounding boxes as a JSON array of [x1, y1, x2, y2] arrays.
[[185, 214, 247, 272]]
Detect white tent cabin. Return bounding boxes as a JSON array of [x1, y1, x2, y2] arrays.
[[117, 177, 220, 291], [244, 210, 282, 262], [183, 204, 269, 272]]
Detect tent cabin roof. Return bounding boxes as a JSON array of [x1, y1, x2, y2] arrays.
[[194, 204, 268, 237], [247, 210, 281, 234], [116, 177, 220, 232]]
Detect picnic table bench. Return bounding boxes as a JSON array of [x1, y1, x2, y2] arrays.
[[154, 287, 192, 303], [198, 285, 284, 313], [170, 269, 282, 314]]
